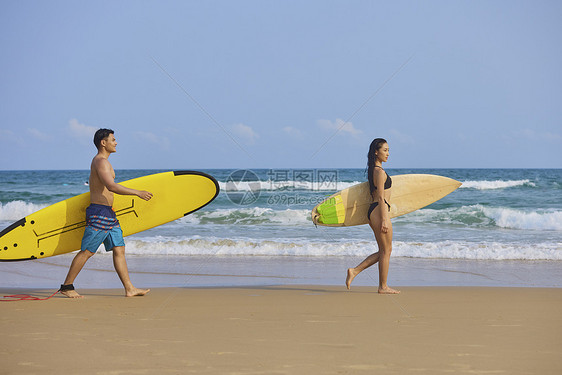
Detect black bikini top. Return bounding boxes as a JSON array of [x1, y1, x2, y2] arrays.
[[374, 166, 392, 190]]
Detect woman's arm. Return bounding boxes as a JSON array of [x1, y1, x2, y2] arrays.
[[374, 168, 390, 233]]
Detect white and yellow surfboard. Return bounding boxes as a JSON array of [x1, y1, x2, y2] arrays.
[[311, 174, 461, 226], [0, 171, 219, 261]]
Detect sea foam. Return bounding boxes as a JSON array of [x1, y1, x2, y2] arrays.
[[121, 236, 562, 260], [179, 207, 312, 226], [460, 179, 534, 190], [0, 201, 47, 221], [481, 206, 562, 231]]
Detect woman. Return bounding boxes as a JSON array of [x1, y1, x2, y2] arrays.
[[346, 138, 400, 294]]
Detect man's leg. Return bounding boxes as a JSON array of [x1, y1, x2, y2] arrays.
[[112, 246, 150, 297], [61, 250, 95, 298]]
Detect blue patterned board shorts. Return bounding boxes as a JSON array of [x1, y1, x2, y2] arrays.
[[81, 204, 125, 253]]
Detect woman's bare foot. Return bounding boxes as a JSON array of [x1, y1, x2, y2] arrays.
[[60, 289, 83, 298], [126, 287, 150, 297], [378, 286, 400, 294], [346, 268, 359, 290]]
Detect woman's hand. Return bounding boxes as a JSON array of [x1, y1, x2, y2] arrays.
[[381, 218, 390, 233]]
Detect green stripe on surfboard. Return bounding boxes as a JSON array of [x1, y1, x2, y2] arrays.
[[316, 195, 345, 224]]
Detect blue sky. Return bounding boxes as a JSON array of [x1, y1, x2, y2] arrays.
[[1, 1, 561, 170]]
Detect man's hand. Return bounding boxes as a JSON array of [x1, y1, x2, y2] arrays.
[[137, 190, 153, 201]]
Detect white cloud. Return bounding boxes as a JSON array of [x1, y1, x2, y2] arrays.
[[27, 128, 53, 142], [0, 129, 24, 145], [515, 128, 562, 143], [68, 118, 97, 141], [317, 118, 362, 137], [0, 129, 15, 139], [502, 128, 562, 146], [231, 123, 259, 144], [389, 129, 415, 144], [544, 132, 562, 142], [133, 131, 171, 150], [283, 126, 304, 140]]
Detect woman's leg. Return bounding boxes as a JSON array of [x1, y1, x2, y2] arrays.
[[346, 206, 399, 293], [372, 217, 399, 294], [346, 252, 380, 290], [345, 210, 383, 289]]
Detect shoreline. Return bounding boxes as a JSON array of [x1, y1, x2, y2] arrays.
[[1, 285, 560, 374], [1, 253, 561, 290]]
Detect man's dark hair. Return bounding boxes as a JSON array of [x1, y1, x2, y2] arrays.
[[93, 128, 114, 149]]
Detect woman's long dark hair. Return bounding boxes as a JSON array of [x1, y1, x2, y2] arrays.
[[367, 138, 388, 195]]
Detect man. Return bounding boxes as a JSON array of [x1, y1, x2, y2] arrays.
[[60, 129, 153, 298]]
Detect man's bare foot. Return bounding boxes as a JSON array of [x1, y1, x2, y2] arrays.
[[346, 268, 359, 290], [126, 288, 150, 297], [378, 286, 400, 294], [61, 289, 83, 298]]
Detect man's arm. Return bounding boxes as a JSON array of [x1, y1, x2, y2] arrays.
[[95, 159, 153, 201]]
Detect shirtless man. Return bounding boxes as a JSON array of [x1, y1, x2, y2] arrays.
[[60, 129, 153, 298]]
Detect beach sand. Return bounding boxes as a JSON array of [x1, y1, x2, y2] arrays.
[[1, 286, 560, 374]]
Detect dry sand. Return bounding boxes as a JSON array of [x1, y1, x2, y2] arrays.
[[1, 286, 561, 374]]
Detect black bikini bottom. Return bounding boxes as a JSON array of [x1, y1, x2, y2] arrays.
[[367, 200, 391, 219]]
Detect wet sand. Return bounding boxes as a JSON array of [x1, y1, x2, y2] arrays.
[[2, 254, 561, 289], [1, 285, 560, 374]]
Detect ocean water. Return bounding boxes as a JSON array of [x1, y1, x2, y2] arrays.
[[1, 168, 561, 288]]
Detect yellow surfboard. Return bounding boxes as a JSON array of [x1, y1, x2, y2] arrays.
[[311, 174, 461, 226], [0, 171, 219, 261]]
